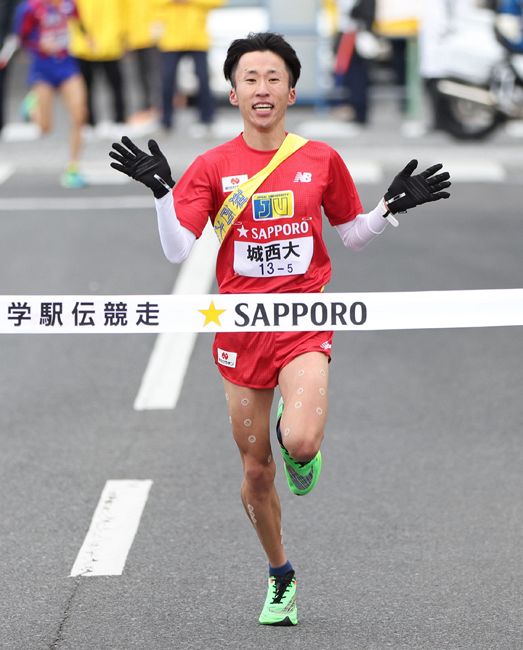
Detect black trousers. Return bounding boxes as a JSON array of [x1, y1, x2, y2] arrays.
[[160, 50, 214, 129], [0, 63, 10, 132], [78, 58, 126, 126], [133, 47, 159, 111]]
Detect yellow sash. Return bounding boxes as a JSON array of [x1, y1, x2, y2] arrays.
[[213, 133, 308, 244]]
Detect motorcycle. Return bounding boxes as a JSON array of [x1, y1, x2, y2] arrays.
[[431, 6, 523, 140]]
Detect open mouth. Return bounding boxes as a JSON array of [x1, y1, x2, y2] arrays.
[[253, 103, 274, 113]]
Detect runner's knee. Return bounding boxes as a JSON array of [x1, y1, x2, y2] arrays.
[[284, 434, 322, 463], [279, 407, 325, 461], [243, 455, 276, 493]]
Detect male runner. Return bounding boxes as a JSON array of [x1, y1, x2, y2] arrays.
[[109, 32, 451, 626]]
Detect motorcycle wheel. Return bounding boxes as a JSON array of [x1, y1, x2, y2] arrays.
[[436, 92, 506, 140]]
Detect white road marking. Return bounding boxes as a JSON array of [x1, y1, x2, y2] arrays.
[[82, 162, 132, 185], [70, 479, 153, 577], [0, 164, 14, 184], [0, 196, 153, 211], [1, 122, 40, 142], [345, 160, 383, 184], [209, 117, 244, 139], [133, 223, 218, 410], [445, 161, 506, 182], [297, 119, 362, 139], [504, 120, 523, 137]]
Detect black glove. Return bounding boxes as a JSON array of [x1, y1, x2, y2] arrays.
[[384, 159, 451, 215], [109, 136, 175, 198]]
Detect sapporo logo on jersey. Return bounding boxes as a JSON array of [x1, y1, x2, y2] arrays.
[[252, 191, 294, 221]]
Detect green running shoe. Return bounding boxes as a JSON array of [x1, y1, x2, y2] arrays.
[[276, 397, 322, 496], [60, 165, 87, 189], [20, 91, 37, 122], [259, 570, 298, 626]]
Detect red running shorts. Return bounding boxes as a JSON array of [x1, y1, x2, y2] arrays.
[[212, 330, 333, 389]]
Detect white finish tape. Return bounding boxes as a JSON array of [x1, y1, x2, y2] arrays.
[[1, 290, 522, 333]]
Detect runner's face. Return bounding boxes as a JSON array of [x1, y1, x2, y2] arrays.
[[229, 50, 296, 133]]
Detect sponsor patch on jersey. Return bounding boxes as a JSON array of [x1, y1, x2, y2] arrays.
[[252, 190, 294, 221], [222, 175, 248, 193], [217, 347, 237, 368]]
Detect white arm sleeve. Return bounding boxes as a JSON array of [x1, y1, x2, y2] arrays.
[[154, 193, 197, 264], [335, 198, 389, 251]]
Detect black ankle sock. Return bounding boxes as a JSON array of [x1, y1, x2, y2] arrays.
[[269, 560, 293, 578]]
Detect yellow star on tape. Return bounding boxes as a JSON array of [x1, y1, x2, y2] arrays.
[[198, 300, 226, 327]]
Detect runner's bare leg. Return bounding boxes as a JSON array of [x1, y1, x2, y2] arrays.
[[32, 81, 54, 133], [277, 351, 329, 462], [60, 73, 87, 164], [223, 379, 287, 568]]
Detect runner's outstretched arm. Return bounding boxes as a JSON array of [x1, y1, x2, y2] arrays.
[[109, 136, 175, 198], [383, 159, 451, 216], [336, 160, 452, 250], [109, 136, 195, 263], [154, 194, 196, 263]]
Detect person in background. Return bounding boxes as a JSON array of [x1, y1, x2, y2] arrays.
[[69, 0, 127, 136], [496, 0, 523, 52], [13, 0, 88, 188], [124, 0, 161, 128], [418, 0, 453, 131], [0, 0, 21, 136], [372, 0, 417, 117], [154, 0, 225, 135], [333, 0, 374, 125], [419, 0, 489, 131]]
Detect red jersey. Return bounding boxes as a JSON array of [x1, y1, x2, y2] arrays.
[[173, 134, 362, 294]]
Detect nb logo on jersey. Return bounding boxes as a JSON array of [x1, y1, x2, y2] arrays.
[[294, 172, 312, 183]]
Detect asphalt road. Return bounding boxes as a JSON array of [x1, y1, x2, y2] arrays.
[[0, 110, 522, 650]]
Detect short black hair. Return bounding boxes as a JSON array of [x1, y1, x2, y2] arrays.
[[223, 32, 301, 88]]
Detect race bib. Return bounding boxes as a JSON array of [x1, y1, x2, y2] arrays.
[[233, 237, 314, 278], [40, 9, 71, 52]]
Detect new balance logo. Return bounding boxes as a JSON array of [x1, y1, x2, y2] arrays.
[[294, 172, 312, 183]]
